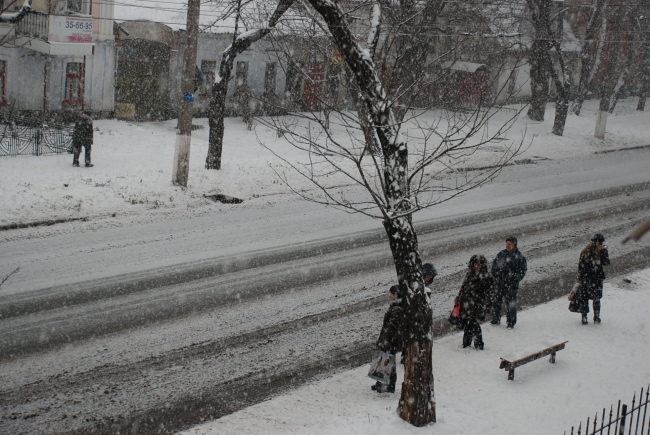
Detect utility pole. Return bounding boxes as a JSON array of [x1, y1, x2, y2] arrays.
[[172, 0, 201, 187]]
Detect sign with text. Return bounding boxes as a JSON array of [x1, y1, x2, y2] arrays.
[[48, 15, 93, 43]]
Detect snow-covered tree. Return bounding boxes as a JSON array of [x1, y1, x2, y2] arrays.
[[0, 0, 31, 24], [572, 0, 606, 116], [258, 0, 524, 426], [205, 0, 295, 170], [594, 0, 638, 138]]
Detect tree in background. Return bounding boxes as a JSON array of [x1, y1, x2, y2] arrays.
[[526, 0, 572, 135], [594, 0, 638, 139], [572, 0, 606, 116], [205, 0, 294, 170], [526, 0, 552, 121], [258, 0, 525, 426]]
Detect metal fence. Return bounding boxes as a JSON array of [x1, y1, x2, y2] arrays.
[[0, 121, 73, 157], [566, 385, 650, 435]]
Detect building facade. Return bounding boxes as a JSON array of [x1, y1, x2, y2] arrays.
[[0, 0, 115, 121]]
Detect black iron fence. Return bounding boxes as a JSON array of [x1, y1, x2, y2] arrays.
[[0, 120, 73, 157], [566, 385, 650, 435]]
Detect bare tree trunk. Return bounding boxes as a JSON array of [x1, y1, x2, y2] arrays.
[[573, 0, 606, 116], [205, 0, 294, 170], [594, 4, 629, 138], [383, 217, 434, 426], [637, 38, 650, 111], [526, 0, 552, 122], [303, 0, 436, 425], [546, 2, 571, 136], [552, 85, 570, 136], [609, 19, 637, 114]]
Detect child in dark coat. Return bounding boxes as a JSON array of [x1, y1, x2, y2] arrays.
[[371, 284, 403, 393]]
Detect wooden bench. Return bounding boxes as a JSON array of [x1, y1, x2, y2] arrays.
[[499, 339, 568, 380]]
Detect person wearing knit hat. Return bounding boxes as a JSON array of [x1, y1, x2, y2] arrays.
[[490, 236, 527, 329], [577, 234, 610, 324]]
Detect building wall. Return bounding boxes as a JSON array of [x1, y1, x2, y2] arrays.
[[0, 43, 114, 115]]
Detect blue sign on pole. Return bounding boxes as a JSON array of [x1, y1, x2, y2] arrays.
[[184, 93, 195, 103]]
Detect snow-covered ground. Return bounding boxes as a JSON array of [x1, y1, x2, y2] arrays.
[[1, 99, 649, 229], [1, 99, 650, 434], [181, 268, 650, 435]]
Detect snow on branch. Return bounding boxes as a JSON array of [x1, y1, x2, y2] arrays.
[[366, 1, 381, 59], [0, 0, 31, 23]]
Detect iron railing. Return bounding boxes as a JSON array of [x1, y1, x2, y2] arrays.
[[566, 385, 650, 435], [15, 11, 49, 41], [0, 120, 73, 157]]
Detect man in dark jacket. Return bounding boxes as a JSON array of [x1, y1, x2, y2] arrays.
[[72, 110, 94, 167], [491, 236, 527, 329], [577, 233, 610, 324], [372, 284, 402, 393]]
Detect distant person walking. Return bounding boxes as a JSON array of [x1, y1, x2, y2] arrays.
[[72, 110, 94, 167], [372, 285, 403, 393], [491, 236, 527, 329], [577, 234, 610, 325], [456, 255, 495, 350]]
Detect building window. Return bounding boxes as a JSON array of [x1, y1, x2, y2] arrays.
[[63, 62, 84, 105], [67, 0, 90, 14], [235, 61, 248, 88], [200, 60, 216, 96], [0, 60, 6, 105], [264, 62, 277, 94]]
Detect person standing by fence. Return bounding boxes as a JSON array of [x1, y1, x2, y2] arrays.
[[72, 110, 94, 167], [577, 233, 610, 325]]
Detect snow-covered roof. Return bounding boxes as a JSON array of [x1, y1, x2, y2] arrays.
[[441, 60, 489, 73]]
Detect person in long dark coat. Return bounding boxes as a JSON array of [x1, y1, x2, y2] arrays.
[[372, 285, 403, 393], [577, 233, 610, 324], [72, 110, 94, 167], [457, 255, 495, 350], [491, 236, 527, 329]]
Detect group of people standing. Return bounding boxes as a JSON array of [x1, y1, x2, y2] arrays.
[[456, 236, 527, 350], [371, 233, 610, 394]]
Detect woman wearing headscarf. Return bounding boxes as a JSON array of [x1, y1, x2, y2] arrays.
[[456, 255, 495, 350], [577, 234, 610, 325]]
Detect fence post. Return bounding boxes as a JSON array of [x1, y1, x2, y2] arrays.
[[34, 128, 41, 156], [618, 404, 627, 435]]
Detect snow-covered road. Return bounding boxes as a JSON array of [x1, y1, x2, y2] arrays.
[[1, 149, 649, 434]]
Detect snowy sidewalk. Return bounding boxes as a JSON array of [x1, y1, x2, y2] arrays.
[[180, 269, 650, 435]]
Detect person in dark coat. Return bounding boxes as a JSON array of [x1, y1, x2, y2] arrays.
[[72, 110, 94, 167], [491, 236, 527, 329], [577, 233, 610, 324], [456, 255, 495, 350], [371, 284, 403, 393]]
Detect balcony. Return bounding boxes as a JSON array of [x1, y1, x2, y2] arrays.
[[15, 11, 94, 56]]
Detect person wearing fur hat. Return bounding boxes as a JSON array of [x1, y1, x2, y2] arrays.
[[72, 110, 94, 167], [456, 255, 495, 349], [371, 284, 403, 393], [577, 234, 610, 324], [490, 236, 527, 329]]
